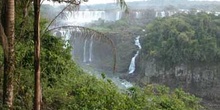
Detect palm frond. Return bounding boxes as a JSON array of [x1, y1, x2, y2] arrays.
[[46, 26, 117, 73], [42, 3, 72, 35]]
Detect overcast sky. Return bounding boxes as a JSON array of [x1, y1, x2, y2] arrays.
[[43, 0, 220, 5], [43, 0, 146, 5], [188, 0, 220, 1], [84, 0, 145, 4]]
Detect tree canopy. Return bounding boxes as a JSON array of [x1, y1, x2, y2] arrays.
[[0, 0, 203, 109], [143, 12, 220, 68]]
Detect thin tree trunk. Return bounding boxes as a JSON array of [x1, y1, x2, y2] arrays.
[[1, 0, 15, 109], [18, 0, 31, 38], [33, 0, 41, 109]]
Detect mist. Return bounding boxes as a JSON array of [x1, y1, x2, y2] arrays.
[[41, 0, 220, 109]]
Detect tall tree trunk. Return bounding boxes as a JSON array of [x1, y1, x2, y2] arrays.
[[33, 0, 41, 109], [1, 0, 15, 109], [18, 0, 31, 38]]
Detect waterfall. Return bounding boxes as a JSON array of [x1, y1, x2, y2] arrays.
[[60, 29, 65, 37], [63, 30, 71, 48], [155, 11, 158, 17], [83, 34, 94, 63], [135, 12, 141, 18], [116, 11, 121, 20], [215, 12, 220, 16], [89, 34, 94, 62], [128, 51, 139, 74], [168, 11, 173, 16], [62, 10, 123, 26], [135, 36, 142, 49], [128, 36, 141, 74], [65, 30, 71, 41], [161, 11, 166, 17], [83, 38, 88, 62], [54, 29, 71, 48]]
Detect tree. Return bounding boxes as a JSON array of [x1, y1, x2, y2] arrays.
[[143, 12, 220, 68], [43, 0, 128, 73], [33, 0, 41, 109], [0, 0, 204, 109], [0, 0, 15, 109], [34, 0, 126, 109], [0, 0, 127, 109]]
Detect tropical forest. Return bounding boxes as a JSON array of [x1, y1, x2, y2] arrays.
[[1, 0, 220, 110]]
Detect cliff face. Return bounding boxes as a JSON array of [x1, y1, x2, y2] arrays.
[[142, 60, 220, 109]]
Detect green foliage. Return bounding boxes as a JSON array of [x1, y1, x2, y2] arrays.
[[128, 85, 202, 110], [43, 71, 203, 110], [0, 4, 203, 110], [44, 73, 132, 110], [89, 18, 141, 33], [3, 26, 202, 110], [143, 12, 220, 68]]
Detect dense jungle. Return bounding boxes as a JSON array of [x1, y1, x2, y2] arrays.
[[1, 0, 220, 110]]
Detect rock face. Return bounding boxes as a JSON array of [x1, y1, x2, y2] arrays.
[[142, 59, 220, 110]]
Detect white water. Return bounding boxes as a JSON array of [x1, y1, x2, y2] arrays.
[[53, 29, 72, 48], [161, 11, 166, 17], [51, 25, 134, 90], [135, 12, 141, 18], [128, 36, 141, 74], [128, 51, 139, 74], [63, 30, 71, 48], [135, 36, 142, 49], [62, 10, 122, 26], [83, 34, 94, 63], [89, 34, 94, 62], [57, 9, 220, 27], [116, 11, 122, 21], [84, 68, 133, 89], [155, 11, 158, 17], [83, 38, 88, 62]]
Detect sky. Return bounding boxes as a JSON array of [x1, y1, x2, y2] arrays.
[[43, 0, 146, 5], [188, 0, 220, 1], [43, 0, 220, 5], [84, 0, 145, 5]]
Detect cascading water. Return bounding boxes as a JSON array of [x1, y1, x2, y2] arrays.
[[155, 11, 158, 17], [135, 36, 142, 49], [89, 34, 94, 62], [54, 29, 72, 48], [135, 12, 141, 18], [61, 10, 123, 26], [128, 36, 141, 74], [83, 34, 94, 63], [83, 38, 88, 62], [161, 11, 166, 17], [63, 30, 71, 48], [51, 27, 134, 89], [116, 11, 121, 21]]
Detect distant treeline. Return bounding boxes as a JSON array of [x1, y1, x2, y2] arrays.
[[78, 0, 220, 10]]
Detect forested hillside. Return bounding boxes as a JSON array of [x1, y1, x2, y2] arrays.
[[84, 9, 220, 109], [0, 0, 204, 110], [0, 14, 202, 110], [143, 12, 220, 68]]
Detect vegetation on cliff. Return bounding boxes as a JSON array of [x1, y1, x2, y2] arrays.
[[0, 1, 203, 109], [0, 24, 202, 109], [143, 12, 220, 68], [0, 21, 203, 109]]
